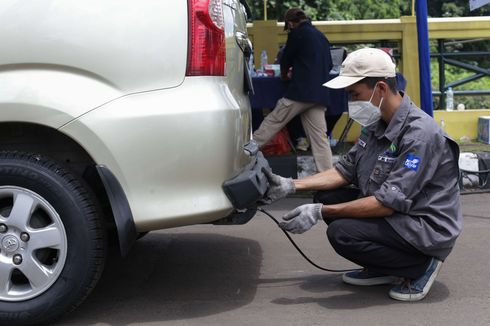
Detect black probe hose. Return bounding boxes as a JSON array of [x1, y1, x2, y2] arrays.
[[258, 207, 360, 273]]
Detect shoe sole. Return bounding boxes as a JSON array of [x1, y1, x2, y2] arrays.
[[342, 274, 402, 286], [388, 260, 442, 302]]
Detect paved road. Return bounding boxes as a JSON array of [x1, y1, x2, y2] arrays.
[[57, 193, 490, 326]]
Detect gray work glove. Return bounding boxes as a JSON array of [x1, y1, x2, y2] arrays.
[[279, 203, 323, 234], [259, 168, 295, 205]]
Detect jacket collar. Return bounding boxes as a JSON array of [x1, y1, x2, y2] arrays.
[[291, 20, 311, 31], [374, 92, 412, 142]]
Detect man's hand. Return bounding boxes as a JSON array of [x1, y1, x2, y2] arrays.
[[259, 169, 295, 205], [279, 203, 323, 234]]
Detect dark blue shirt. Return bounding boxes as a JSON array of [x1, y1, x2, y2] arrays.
[[396, 72, 407, 91], [280, 22, 332, 106]]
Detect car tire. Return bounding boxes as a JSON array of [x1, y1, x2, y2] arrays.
[[0, 151, 106, 326]]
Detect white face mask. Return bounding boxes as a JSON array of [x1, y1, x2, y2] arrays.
[[348, 84, 384, 127]]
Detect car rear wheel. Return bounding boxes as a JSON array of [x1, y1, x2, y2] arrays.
[[0, 152, 106, 325]]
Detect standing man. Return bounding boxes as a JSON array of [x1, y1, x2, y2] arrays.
[[253, 8, 333, 171], [261, 48, 463, 301]]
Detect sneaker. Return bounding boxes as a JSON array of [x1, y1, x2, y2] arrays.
[[296, 137, 309, 151], [389, 258, 442, 302], [343, 269, 401, 286]]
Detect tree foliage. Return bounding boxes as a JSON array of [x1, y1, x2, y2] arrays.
[[428, 0, 490, 17], [248, 0, 411, 21], [248, 0, 490, 21]]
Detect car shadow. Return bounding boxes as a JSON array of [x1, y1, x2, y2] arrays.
[[58, 232, 262, 325]]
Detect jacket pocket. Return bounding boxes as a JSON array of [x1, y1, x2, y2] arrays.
[[368, 158, 396, 194]]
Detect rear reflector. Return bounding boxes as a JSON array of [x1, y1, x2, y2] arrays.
[[186, 0, 226, 76]]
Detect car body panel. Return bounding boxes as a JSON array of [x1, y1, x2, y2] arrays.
[[0, 0, 253, 231], [0, 68, 121, 127], [0, 0, 187, 93], [0, 0, 188, 127], [61, 75, 252, 231]]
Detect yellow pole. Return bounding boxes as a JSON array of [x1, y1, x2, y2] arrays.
[[401, 16, 421, 106], [412, 0, 416, 16], [264, 0, 268, 21]]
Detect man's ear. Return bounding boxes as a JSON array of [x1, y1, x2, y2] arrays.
[[378, 81, 389, 95]]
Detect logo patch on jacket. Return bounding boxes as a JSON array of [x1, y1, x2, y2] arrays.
[[388, 143, 397, 154], [404, 154, 421, 171], [358, 139, 367, 148]]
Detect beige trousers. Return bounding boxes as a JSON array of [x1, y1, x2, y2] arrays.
[[253, 97, 333, 171]]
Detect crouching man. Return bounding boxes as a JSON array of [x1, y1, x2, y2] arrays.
[[261, 48, 463, 301]]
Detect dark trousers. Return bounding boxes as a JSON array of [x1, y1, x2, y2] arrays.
[[314, 189, 431, 280]]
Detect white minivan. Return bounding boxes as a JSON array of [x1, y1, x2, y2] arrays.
[[0, 1, 267, 324]]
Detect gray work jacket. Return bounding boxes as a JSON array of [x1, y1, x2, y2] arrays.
[[335, 93, 463, 260]]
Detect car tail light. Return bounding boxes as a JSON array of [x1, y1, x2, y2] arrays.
[[186, 0, 226, 76]]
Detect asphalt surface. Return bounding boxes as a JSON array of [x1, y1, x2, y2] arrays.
[[57, 193, 490, 326]]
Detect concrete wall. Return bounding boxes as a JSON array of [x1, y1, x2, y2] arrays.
[[331, 110, 490, 142]]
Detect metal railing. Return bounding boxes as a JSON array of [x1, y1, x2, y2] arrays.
[[432, 39, 490, 109]]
